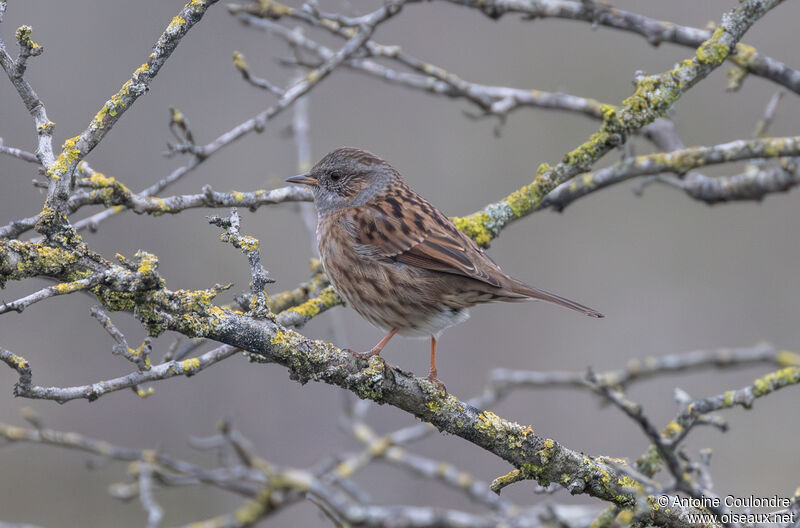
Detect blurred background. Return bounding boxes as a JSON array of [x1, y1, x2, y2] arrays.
[[1, 0, 799, 525]]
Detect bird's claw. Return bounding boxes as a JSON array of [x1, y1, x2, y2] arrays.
[[345, 348, 380, 360], [425, 375, 447, 395]]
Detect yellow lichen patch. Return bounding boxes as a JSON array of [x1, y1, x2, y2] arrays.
[[88, 172, 116, 187], [53, 280, 86, 294], [617, 475, 640, 490], [536, 162, 553, 178], [562, 131, 611, 167], [455, 471, 472, 488], [136, 252, 158, 274], [696, 26, 730, 65], [600, 104, 623, 134], [92, 90, 129, 129], [451, 213, 493, 248], [136, 387, 155, 398], [661, 421, 683, 439], [46, 136, 81, 180], [615, 509, 634, 525], [251, 0, 294, 18], [636, 444, 663, 477], [182, 358, 201, 372], [233, 51, 249, 73], [231, 191, 245, 202], [286, 299, 320, 319], [722, 390, 736, 407], [752, 367, 800, 397], [536, 438, 556, 463], [283, 287, 341, 321], [5, 240, 78, 280], [731, 43, 757, 68], [505, 183, 540, 219], [426, 399, 442, 413], [270, 329, 291, 348], [335, 459, 357, 478], [490, 468, 522, 491], [38, 121, 55, 134], [474, 410, 504, 435], [306, 69, 322, 84], [15, 25, 32, 42], [133, 63, 149, 77], [9, 355, 28, 370], [167, 16, 187, 32], [776, 350, 800, 367], [474, 411, 533, 451], [15, 25, 41, 49], [128, 341, 148, 358], [239, 235, 259, 252], [367, 436, 391, 457], [0, 425, 29, 440]]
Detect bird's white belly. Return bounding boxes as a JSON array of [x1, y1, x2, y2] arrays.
[[386, 306, 470, 339], [361, 307, 469, 338]]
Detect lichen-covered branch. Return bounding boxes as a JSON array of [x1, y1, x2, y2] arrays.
[[0, 418, 603, 527], [650, 160, 799, 204], [0, 180, 313, 240], [542, 136, 800, 211], [490, 343, 799, 393], [0, 271, 104, 314], [0, 19, 56, 169], [210, 209, 274, 318], [450, 0, 785, 247], [36, 0, 220, 226], [274, 285, 343, 328], [234, 10, 610, 122], [0, 343, 238, 403], [90, 305, 152, 370], [673, 366, 800, 443], [427, 0, 800, 95], [0, 236, 703, 526]]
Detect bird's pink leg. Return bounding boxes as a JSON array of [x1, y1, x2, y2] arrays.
[[426, 337, 446, 392], [348, 328, 398, 359]]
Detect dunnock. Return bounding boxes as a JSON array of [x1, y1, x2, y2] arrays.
[[287, 147, 602, 387]]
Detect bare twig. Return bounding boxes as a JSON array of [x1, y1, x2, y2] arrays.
[[90, 305, 151, 370], [0, 344, 238, 403], [0, 272, 104, 314], [210, 209, 273, 318], [0, 138, 39, 164]]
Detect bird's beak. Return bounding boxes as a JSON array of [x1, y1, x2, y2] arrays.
[[286, 173, 318, 187]]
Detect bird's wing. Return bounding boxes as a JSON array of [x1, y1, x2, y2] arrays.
[[347, 201, 504, 288], [345, 200, 605, 317]]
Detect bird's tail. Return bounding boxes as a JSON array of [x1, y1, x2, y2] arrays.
[[509, 279, 604, 318]]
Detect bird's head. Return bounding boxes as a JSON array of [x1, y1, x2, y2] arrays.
[[286, 147, 400, 216]]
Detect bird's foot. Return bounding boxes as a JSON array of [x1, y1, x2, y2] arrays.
[[345, 348, 380, 360], [425, 374, 447, 395]]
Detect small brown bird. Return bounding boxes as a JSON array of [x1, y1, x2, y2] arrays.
[[287, 148, 602, 387]]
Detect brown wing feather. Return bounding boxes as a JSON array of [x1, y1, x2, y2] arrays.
[[348, 187, 604, 318], [349, 196, 504, 288]]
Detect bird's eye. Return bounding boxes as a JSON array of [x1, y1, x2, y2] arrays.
[[330, 171, 342, 182]]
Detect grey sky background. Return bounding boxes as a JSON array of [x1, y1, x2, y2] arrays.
[[1, 0, 799, 525]]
